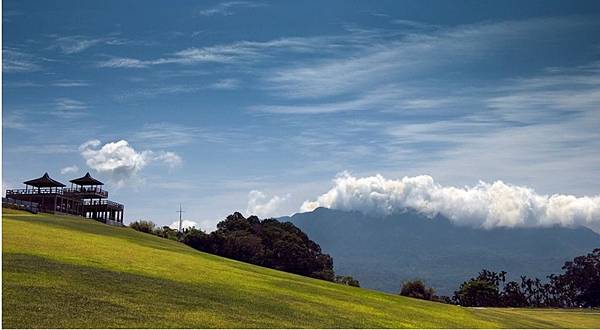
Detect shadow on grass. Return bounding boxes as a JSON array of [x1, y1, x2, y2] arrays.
[[1, 253, 355, 328]]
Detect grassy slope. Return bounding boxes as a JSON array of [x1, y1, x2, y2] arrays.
[[3, 209, 600, 329]]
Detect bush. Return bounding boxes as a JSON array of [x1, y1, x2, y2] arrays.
[[400, 279, 435, 301], [335, 275, 360, 287], [154, 226, 180, 240], [129, 220, 156, 234]]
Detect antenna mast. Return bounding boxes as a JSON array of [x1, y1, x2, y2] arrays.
[[176, 204, 185, 234]]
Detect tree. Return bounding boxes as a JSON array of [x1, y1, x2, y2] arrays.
[[182, 212, 336, 281], [453, 270, 505, 306], [500, 280, 528, 307], [154, 226, 180, 240], [552, 248, 600, 307], [182, 227, 209, 250], [335, 275, 360, 287], [129, 220, 156, 234], [400, 279, 435, 301]]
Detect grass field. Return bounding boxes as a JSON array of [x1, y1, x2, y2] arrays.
[[3, 209, 600, 328]]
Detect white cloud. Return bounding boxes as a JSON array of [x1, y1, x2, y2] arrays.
[[210, 78, 240, 90], [132, 123, 226, 148], [246, 190, 289, 218], [250, 84, 456, 114], [301, 173, 600, 232], [266, 17, 597, 99], [54, 35, 104, 54], [154, 151, 183, 168], [79, 139, 182, 185], [169, 220, 198, 230], [52, 80, 91, 87], [97, 57, 149, 68], [97, 34, 369, 69], [197, 1, 265, 16], [3, 48, 42, 73], [54, 97, 88, 118], [60, 165, 79, 175], [169, 219, 217, 232], [51, 35, 132, 54]]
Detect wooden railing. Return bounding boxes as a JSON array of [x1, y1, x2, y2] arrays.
[[64, 187, 108, 198], [6, 188, 64, 195], [2, 197, 39, 213], [83, 199, 124, 209], [6, 187, 108, 198]]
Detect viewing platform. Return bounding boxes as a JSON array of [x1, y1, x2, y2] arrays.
[[4, 172, 124, 226]]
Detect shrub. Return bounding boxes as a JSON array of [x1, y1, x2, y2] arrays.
[[400, 279, 435, 301], [335, 275, 360, 287], [129, 220, 156, 234], [154, 226, 180, 240]]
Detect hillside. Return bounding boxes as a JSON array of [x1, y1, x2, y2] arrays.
[[283, 208, 600, 295], [3, 209, 600, 328]]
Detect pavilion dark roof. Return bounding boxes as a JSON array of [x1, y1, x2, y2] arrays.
[[23, 173, 66, 188], [70, 172, 103, 186]]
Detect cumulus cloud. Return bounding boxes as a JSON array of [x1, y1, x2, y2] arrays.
[[169, 219, 217, 232], [60, 165, 79, 175], [247, 190, 289, 218], [79, 139, 182, 185], [169, 220, 198, 230], [301, 173, 600, 231]]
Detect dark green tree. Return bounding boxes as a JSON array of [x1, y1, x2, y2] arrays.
[[551, 248, 600, 307], [129, 220, 156, 234], [400, 279, 435, 301], [182, 212, 336, 281], [453, 270, 505, 306]]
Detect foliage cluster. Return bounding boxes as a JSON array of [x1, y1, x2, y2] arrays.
[[129, 220, 156, 234], [399, 279, 451, 303], [335, 275, 360, 287], [181, 212, 335, 281], [453, 248, 600, 307], [129, 220, 179, 241]]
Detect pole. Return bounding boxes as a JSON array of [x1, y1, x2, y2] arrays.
[[176, 204, 185, 234]]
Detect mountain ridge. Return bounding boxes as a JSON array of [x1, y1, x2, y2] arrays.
[[281, 207, 600, 295]]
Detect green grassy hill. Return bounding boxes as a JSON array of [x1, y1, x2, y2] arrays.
[[3, 209, 600, 328]]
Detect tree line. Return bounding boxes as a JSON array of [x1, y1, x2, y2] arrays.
[[129, 213, 360, 286], [400, 248, 600, 308]]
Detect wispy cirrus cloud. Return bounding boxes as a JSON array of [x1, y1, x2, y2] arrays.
[[96, 33, 378, 69], [209, 78, 240, 90], [131, 122, 228, 148], [2, 48, 42, 72], [249, 85, 458, 114], [264, 17, 598, 100], [98, 57, 149, 68], [50, 35, 132, 54], [51, 80, 91, 87], [196, 1, 265, 17], [53, 97, 88, 118]]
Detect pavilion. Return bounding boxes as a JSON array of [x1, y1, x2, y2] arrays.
[[5, 172, 124, 226]]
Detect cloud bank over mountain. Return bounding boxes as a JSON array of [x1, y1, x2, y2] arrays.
[[301, 173, 600, 232]]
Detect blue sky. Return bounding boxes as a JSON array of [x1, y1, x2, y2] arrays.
[[3, 0, 600, 230]]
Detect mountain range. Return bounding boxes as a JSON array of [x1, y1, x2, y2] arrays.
[[281, 207, 600, 295]]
